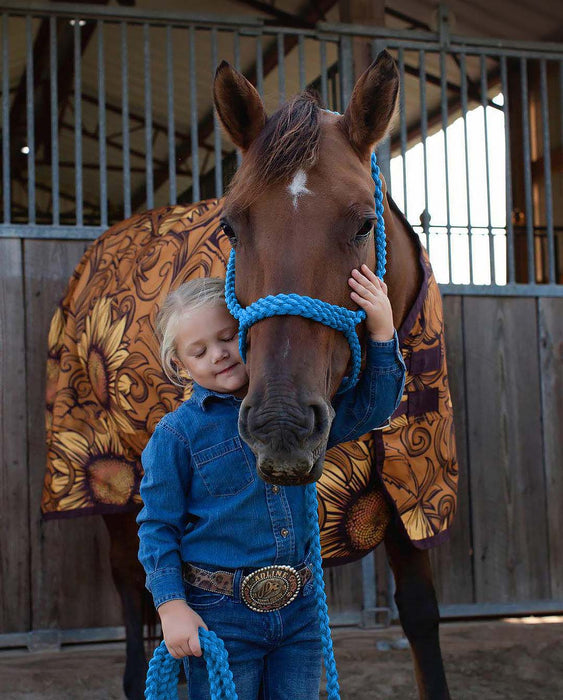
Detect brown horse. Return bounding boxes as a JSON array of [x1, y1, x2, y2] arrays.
[[44, 52, 454, 699], [214, 52, 450, 698]]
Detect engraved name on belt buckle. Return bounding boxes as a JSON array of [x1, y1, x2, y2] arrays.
[[241, 565, 301, 613]]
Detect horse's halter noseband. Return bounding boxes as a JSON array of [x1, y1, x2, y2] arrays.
[[225, 151, 387, 393]]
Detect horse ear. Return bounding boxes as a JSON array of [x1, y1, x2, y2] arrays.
[[341, 51, 399, 159], [213, 61, 267, 151]]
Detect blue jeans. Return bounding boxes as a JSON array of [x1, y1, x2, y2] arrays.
[[183, 569, 323, 699]]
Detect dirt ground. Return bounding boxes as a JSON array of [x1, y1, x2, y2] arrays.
[[1, 617, 562, 699]]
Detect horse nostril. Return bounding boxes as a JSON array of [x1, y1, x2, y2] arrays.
[[311, 400, 333, 439]]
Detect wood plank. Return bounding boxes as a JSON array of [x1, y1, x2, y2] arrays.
[[325, 560, 364, 615], [25, 240, 122, 631], [429, 296, 474, 605], [538, 298, 563, 598], [0, 240, 30, 634], [464, 297, 550, 602]]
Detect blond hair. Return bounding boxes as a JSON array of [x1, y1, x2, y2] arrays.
[[156, 277, 227, 386]]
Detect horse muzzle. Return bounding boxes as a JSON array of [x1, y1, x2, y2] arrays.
[[239, 397, 334, 485]]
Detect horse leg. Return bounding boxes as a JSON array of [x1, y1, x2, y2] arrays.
[[384, 516, 451, 700], [104, 511, 149, 700]]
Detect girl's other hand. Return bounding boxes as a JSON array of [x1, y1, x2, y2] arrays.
[[348, 264, 395, 342], [157, 598, 208, 658]]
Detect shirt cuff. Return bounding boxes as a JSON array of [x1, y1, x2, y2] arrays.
[[146, 567, 186, 609], [365, 330, 404, 370]]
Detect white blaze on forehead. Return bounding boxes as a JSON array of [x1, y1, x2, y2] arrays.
[[288, 169, 312, 209]]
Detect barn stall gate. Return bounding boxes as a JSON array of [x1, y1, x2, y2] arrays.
[[0, 2, 562, 650]]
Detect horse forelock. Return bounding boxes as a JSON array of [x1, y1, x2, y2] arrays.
[[225, 92, 321, 213]]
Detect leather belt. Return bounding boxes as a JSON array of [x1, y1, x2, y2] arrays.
[[182, 562, 313, 613]]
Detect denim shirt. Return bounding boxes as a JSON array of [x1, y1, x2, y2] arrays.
[[137, 333, 406, 609]]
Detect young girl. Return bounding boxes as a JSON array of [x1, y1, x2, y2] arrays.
[[137, 266, 406, 699]]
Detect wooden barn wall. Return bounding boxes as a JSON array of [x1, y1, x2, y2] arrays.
[[1, 245, 562, 636]]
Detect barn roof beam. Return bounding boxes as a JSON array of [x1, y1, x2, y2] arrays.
[[230, 0, 316, 28]]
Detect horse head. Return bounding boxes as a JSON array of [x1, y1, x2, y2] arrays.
[[213, 51, 399, 486]]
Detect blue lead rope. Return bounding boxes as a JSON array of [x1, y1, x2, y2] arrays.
[[145, 629, 237, 700], [145, 150, 386, 699]]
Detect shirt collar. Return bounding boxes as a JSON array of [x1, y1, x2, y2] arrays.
[[191, 382, 242, 410]]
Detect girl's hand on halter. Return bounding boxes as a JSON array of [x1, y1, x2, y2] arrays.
[[348, 264, 395, 342], [158, 598, 208, 658]]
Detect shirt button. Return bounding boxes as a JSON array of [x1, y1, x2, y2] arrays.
[[272, 485, 280, 494], [280, 528, 289, 538]]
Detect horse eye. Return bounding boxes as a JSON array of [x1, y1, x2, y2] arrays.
[[355, 219, 374, 241], [220, 219, 237, 245]]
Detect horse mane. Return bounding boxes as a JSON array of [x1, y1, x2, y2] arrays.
[[225, 91, 321, 212]]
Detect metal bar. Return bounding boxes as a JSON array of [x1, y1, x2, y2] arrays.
[[2, 5, 562, 54], [372, 41, 391, 192], [166, 25, 176, 205], [277, 33, 285, 104], [460, 53, 473, 284], [318, 20, 563, 52], [520, 57, 535, 283], [560, 61, 563, 166], [339, 35, 354, 109], [419, 49, 429, 252], [318, 21, 438, 42], [49, 17, 59, 225], [1, 2, 265, 29], [233, 29, 242, 170], [0, 224, 106, 239], [500, 56, 515, 285], [2, 14, 10, 223], [539, 59, 555, 284], [480, 55, 494, 283], [398, 47, 407, 219], [97, 20, 107, 228], [440, 49, 452, 282], [361, 554, 377, 628], [438, 282, 563, 297], [189, 25, 200, 202], [211, 28, 222, 198], [342, 38, 563, 61], [255, 33, 264, 98], [121, 21, 131, 218], [298, 33, 305, 91], [74, 18, 83, 226], [26, 15, 36, 223], [143, 23, 153, 209], [320, 39, 328, 107], [440, 600, 563, 618]]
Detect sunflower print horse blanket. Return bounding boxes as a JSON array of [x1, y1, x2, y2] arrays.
[[43, 199, 458, 561]]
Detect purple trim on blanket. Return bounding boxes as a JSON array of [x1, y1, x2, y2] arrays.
[[393, 387, 440, 420], [411, 527, 452, 550], [42, 502, 140, 521], [406, 345, 442, 375], [386, 195, 430, 348]]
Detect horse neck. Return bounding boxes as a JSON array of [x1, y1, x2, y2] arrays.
[[382, 193, 423, 331]]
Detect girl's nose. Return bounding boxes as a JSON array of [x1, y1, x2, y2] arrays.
[[212, 346, 229, 363]]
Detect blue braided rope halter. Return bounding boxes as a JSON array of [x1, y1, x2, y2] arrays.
[[225, 256, 364, 393], [144, 151, 386, 698]]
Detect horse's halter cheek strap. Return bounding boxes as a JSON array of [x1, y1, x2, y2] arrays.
[[224, 150, 386, 394]]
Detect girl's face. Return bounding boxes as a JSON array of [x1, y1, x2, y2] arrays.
[[174, 302, 248, 397]]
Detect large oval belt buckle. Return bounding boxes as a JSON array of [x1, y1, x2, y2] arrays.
[[241, 565, 301, 613]]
